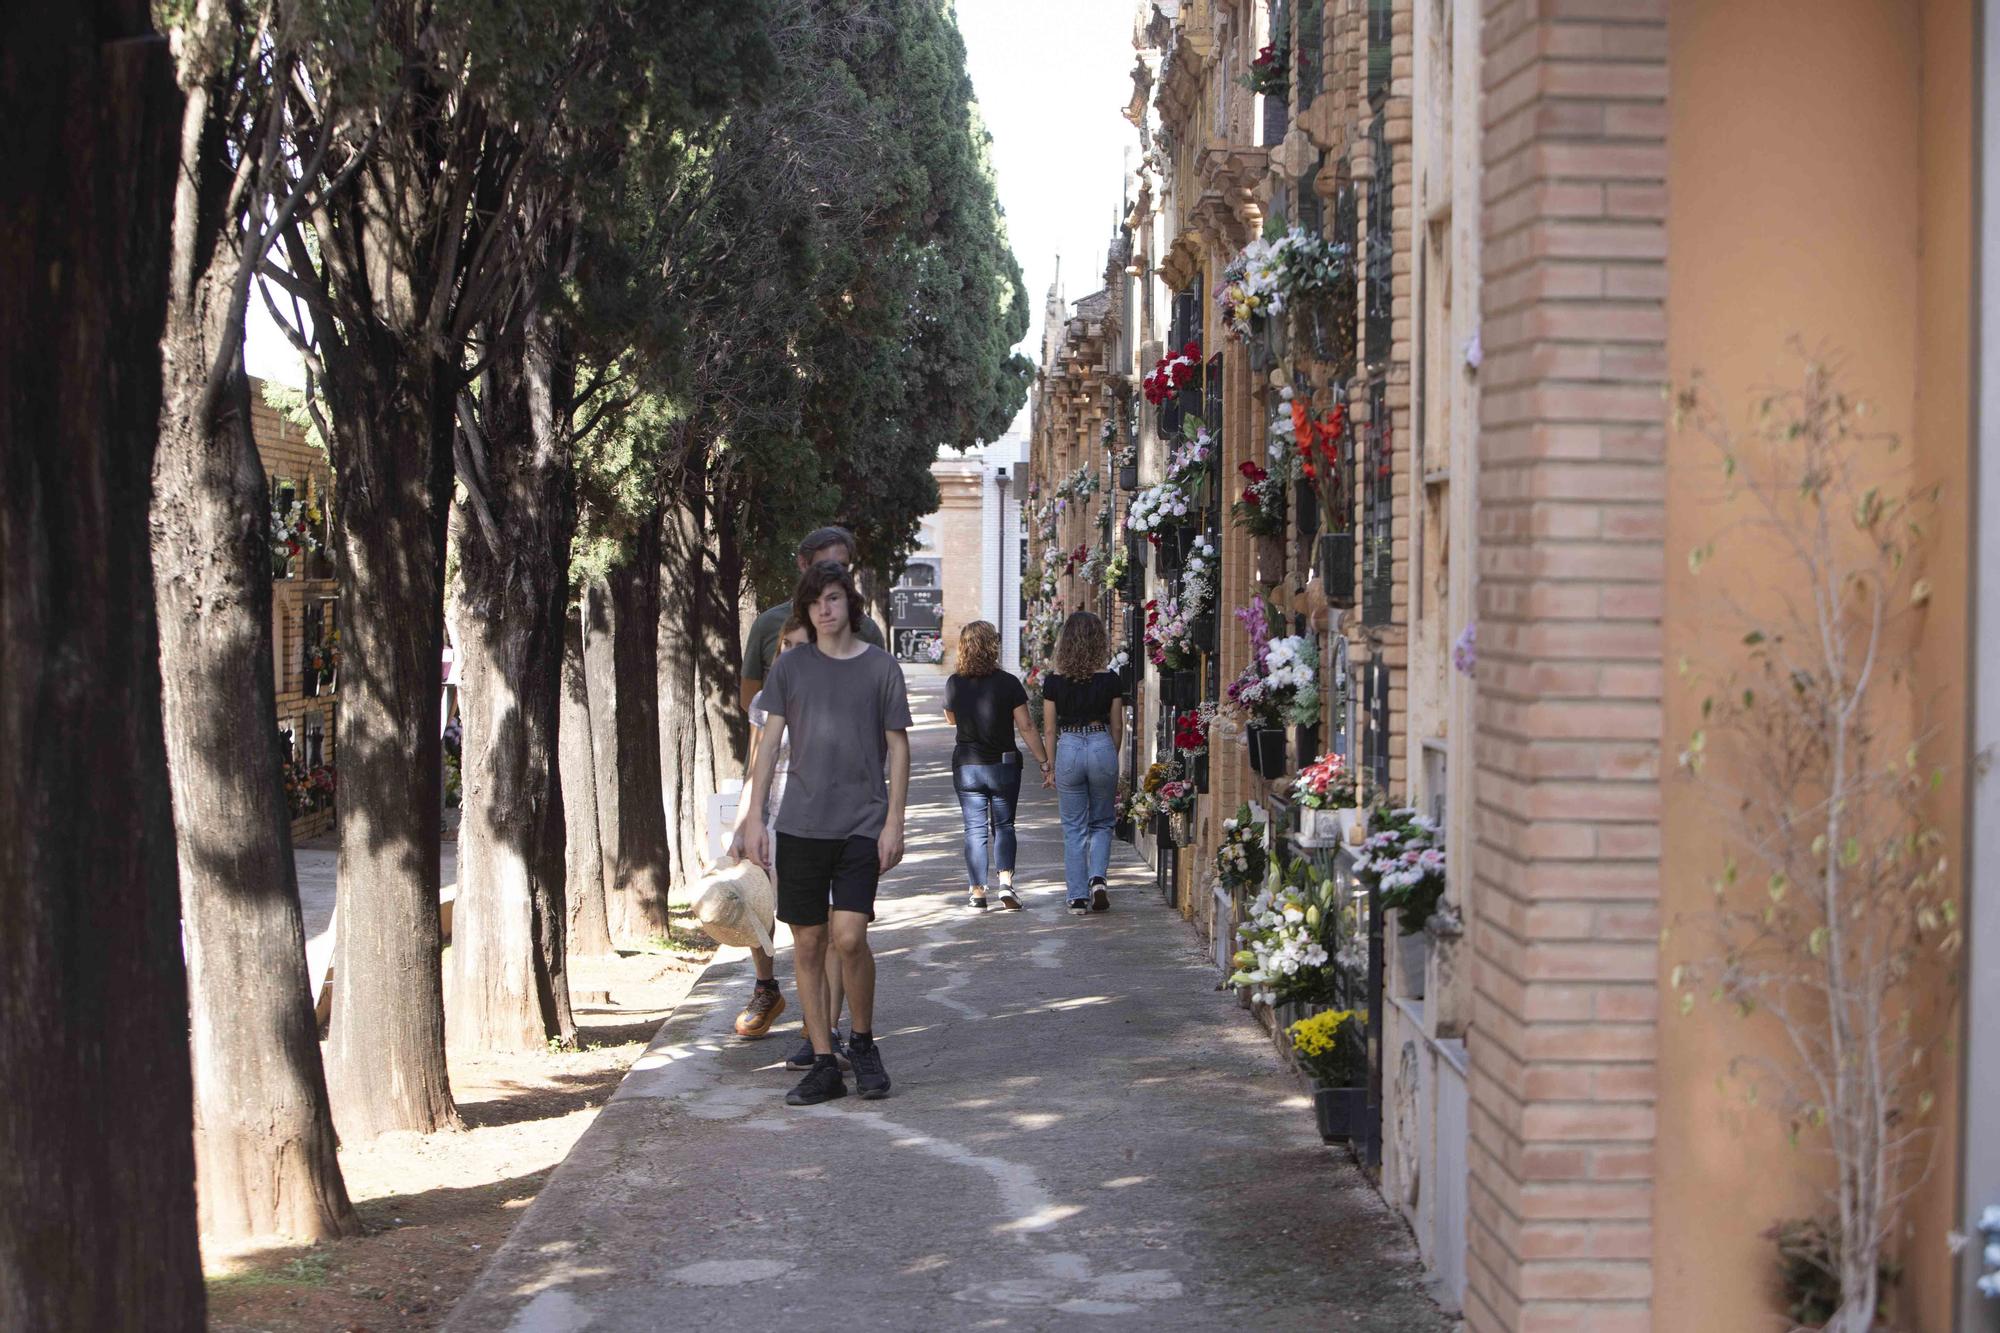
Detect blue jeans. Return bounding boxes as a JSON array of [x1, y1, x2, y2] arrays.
[[1054, 729, 1117, 902], [953, 756, 1021, 887]]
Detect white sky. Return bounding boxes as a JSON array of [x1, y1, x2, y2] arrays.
[[958, 0, 1141, 460], [247, 4, 1144, 465]]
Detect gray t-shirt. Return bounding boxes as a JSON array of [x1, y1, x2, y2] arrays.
[[761, 642, 913, 840], [743, 600, 884, 684]]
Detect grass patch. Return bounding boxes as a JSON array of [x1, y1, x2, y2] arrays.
[[207, 1246, 336, 1292]]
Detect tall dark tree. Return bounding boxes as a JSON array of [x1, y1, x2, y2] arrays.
[[152, 0, 358, 1241], [445, 0, 768, 1049], [0, 4, 200, 1328]]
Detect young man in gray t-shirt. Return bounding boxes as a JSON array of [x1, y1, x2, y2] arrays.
[[731, 561, 911, 1105]]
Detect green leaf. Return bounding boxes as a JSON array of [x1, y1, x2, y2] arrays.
[[1742, 630, 1765, 646], [1767, 872, 1787, 902], [1841, 837, 1861, 867], [1808, 926, 1829, 957]]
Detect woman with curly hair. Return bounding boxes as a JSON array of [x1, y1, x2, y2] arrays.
[[942, 621, 1050, 910], [1040, 611, 1125, 916]]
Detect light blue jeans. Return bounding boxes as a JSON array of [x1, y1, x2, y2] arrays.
[[1054, 729, 1118, 903]]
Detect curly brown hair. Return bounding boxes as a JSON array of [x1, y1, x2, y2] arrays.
[[1052, 610, 1109, 680], [956, 620, 1000, 677]]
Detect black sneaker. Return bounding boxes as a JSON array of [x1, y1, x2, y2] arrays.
[[785, 1060, 848, 1106], [1090, 879, 1110, 912], [996, 886, 1023, 909], [785, 1029, 847, 1071], [966, 891, 988, 911], [848, 1042, 891, 1099], [1068, 899, 1090, 917]]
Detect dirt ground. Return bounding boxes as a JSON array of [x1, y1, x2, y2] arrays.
[[205, 916, 719, 1333]]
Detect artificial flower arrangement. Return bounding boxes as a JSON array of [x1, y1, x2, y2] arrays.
[[1144, 595, 1199, 672], [304, 632, 341, 691], [1166, 423, 1216, 491], [1231, 458, 1287, 538], [1076, 542, 1109, 588], [1223, 598, 1321, 729], [1122, 785, 1161, 827], [1125, 478, 1194, 539], [1104, 542, 1129, 590], [1053, 464, 1101, 504], [1173, 706, 1211, 759], [1214, 805, 1268, 892], [1229, 856, 1349, 1007], [1287, 1008, 1367, 1088], [1142, 339, 1202, 405], [1156, 775, 1196, 816], [1240, 38, 1288, 98], [1106, 648, 1130, 676], [271, 494, 325, 565], [1290, 387, 1351, 533], [1353, 807, 1448, 934], [1292, 750, 1356, 810], [1215, 230, 1299, 340]]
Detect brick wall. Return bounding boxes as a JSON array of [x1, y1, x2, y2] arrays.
[[1466, 2, 1667, 1329]]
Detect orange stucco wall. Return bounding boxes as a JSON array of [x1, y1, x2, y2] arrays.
[[1659, 2, 1972, 1328]]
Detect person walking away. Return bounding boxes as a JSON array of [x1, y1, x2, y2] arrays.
[[733, 526, 878, 1043], [1041, 611, 1124, 917], [731, 561, 911, 1105], [942, 621, 1050, 911], [733, 615, 836, 1055]]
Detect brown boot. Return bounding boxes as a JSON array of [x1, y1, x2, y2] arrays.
[[734, 984, 786, 1039]]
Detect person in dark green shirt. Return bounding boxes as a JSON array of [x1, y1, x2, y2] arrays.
[[731, 525, 880, 1049]]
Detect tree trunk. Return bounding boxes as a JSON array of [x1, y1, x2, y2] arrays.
[[150, 31, 357, 1243], [659, 467, 749, 885], [560, 607, 615, 958], [0, 8, 203, 1328], [446, 317, 577, 1053], [587, 511, 674, 942], [319, 340, 460, 1139]]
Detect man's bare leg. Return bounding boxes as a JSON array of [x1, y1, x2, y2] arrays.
[[790, 923, 837, 1056], [829, 910, 874, 1037]]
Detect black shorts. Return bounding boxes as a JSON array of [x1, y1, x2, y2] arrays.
[[774, 832, 880, 927]]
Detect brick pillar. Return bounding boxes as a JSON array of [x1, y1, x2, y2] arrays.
[[1465, 2, 1667, 1330]]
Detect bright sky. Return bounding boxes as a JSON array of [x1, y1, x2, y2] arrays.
[[248, 4, 1143, 462], [957, 0, 1141, 459]]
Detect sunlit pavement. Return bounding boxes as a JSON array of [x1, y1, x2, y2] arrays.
[[445, 670, 1449, 1331]]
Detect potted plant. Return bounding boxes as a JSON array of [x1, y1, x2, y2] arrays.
[[1292, 750, 1360, 845], [1287, 1008, 1369, 1143]]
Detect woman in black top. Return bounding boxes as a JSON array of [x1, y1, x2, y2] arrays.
[[1040, 610, 1126, 915], [943, 621, 1050, 910]]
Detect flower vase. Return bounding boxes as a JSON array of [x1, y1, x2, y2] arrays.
[[1169, 808, 1195, 848], [1246, 323, 1274, 373], [1318, 531, 1356, 609], [272, 550, 293, 581], [1157, 524, 1194, 570], [1115, 813, 1136, 845], [1338, 806, 1367, 845], [1118, 462, 1139, 491], [1256, 532, 1285, 586], [1298, 807, 1343, 846], [1247, 726, 1287, 780], [1154, 811, 1174, 851], [1159, 396, 1183, 439], [1395, 926, 1429, 1001], [1190, 611, 1216, 647], [1313, 1084, 1369, 1143]]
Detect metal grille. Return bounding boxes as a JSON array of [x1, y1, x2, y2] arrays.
[[1366, 655, 1390, 797], [1367, 0, 1392, 107]]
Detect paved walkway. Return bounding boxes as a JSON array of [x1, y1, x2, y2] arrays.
[[446, 670, 1450, 1332]]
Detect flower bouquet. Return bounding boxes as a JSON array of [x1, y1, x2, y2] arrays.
[[1215, 806, 1268, 894], [1228, 858, 1349, 1008], [1240, 39, 1288, 98], [1292, 750, 1363, 847], [1231, 459, 1288, 539], [1354, 808, 1448, 936], [1142, 340, 1202, 406], [1287, 1008, 1370, 1142]]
